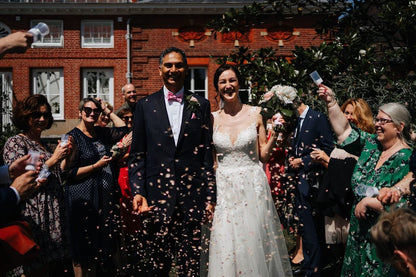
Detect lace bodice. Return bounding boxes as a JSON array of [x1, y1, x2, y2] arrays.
[[213, 121, 259, 168]]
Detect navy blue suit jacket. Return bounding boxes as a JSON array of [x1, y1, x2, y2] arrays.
[[290, 107, 334, 195], [128, 89, 215, 224], [0, 188, 19, 224]]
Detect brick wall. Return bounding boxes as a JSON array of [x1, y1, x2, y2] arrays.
[[0, 13, 325, 136]]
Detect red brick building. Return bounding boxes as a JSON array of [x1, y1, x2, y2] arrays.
[[0, 0, 327, 136]]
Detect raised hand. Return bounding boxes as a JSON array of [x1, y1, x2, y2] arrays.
[[317, 84, 336, 106]]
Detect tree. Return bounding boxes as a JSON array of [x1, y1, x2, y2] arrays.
[[208, 0, 416, 122]]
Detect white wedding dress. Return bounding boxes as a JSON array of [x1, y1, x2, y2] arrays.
[[208, 107, 292, 277]]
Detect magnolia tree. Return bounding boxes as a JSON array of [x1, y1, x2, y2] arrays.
[[209, 0, 416, 124]]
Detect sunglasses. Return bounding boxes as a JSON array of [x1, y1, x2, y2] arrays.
[[83, 107, 100, 116], [31, 111, 50, 119], [122, 116, 133, 121]]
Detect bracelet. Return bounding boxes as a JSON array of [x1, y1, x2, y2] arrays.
[[91, 164, 95, 170], [393, 186, 404, 196]]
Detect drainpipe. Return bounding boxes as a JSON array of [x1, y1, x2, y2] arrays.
[[125, 18, 132, 83]]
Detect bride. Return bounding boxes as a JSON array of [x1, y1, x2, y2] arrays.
[[208, 64, 292, 277]]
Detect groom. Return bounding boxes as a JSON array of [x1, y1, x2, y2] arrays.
[[128, 47, 216, 276]]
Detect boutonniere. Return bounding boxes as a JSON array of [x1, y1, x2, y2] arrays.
[[185, 94, 200, 119]]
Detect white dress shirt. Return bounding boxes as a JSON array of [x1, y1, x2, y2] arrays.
[[163, 86, 184, 146]]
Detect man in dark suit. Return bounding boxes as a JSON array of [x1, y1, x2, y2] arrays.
[[1, 154, 41, 223], [128, 47, 215, 276], [289, 98, 334, 277]]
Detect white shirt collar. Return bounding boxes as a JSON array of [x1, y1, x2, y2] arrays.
[[299, 105, 309, 119]]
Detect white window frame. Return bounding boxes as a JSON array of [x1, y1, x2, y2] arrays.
[[187, 67, 208, 99], [32, 68, 64, 120], [30, 20, 63, 47], [0, 71, 13, 132], [82, 68, 114, 105], [81, 20, 114, 48], [0, 22, 11, 38]]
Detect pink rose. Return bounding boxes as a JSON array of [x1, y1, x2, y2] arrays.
[[116, 141, 124, 148]]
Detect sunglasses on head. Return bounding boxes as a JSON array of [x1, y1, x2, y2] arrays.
[[122, 116, 133, 121], [31, 111, 50, 119], [83, 107, 100, 116]]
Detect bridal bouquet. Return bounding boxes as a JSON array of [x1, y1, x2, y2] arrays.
[[259, 85, 298, 133], [110, 132, 132, 159]]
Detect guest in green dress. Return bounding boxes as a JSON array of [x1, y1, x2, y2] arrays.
[[317, 84, 412, 277]]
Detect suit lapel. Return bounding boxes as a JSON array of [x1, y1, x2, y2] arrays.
[[177, 91, 192, 146], [154, 89, 176, 148]]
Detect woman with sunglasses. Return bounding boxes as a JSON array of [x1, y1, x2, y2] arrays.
[[96, 101, 114, 128], [2, 94, 73, 276], [318, 85, 412, 277], [62, 98, 127, 276]]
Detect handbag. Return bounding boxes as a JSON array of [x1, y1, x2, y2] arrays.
[[0, 221, 39, 274]]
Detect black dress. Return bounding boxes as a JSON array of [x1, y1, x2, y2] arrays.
[[64, 126, 128, 264]]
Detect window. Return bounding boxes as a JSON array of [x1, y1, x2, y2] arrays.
[[185, 67, 207, 98], [0, 22, 11, 38], [239, 80, 252, 104], [33, 69, 64, 120], [0, 71, 13, 132], [82, 68, 113, 105], [81, 20, 113, 48], [30, 20, 63, 47]]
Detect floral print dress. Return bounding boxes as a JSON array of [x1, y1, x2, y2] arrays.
[[3, 134, 69, 275], [339, 128, 411, 277]]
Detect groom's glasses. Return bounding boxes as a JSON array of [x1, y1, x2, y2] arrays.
[[83, 107, 100, 116]]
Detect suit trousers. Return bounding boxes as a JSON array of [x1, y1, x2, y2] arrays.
[[137, 203, 202, 277], [295, 180, 323, 277]]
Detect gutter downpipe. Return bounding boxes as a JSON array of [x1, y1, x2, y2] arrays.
[[126, 17, 132, 83]]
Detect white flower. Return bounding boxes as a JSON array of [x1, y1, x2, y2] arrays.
[[359, 49, 366, 57], [270, 85, 298, 105]]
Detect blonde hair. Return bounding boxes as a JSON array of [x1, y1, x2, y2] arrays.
[[371, 208, 416, 264], [340, 98, 375, 133]]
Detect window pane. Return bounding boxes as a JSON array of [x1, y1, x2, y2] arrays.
[[185, 68, 207, 98], [86, 71, 98, 97], [33, 69, 63, 119], [83, 69, 112, 103], [0, 72, 13, 131], [31, 20, 63, 46], [82, 21, 113, 48], [35, 71, 48, 94], [193, 69, 206, 90]]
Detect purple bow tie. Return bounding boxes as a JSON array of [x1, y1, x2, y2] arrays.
[[167, 91, 183, 103]]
